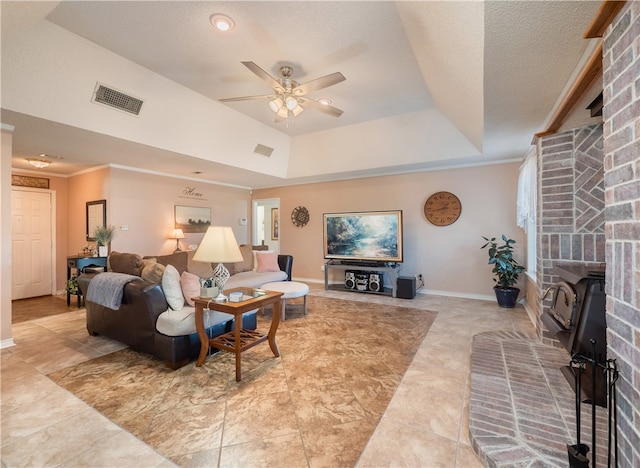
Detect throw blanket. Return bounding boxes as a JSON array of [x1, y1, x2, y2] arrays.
[[87, 272, 142, 310]]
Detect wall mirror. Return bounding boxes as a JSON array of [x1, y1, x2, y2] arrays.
[[86, 199, 106, 241]]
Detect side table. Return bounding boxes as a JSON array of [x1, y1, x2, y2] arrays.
[[67, 255, 107, 307], [194, 287, 283, 381]]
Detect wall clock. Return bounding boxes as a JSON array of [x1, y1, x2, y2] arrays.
[[291, 206, 310, 227], [424, 191, 462, 226]]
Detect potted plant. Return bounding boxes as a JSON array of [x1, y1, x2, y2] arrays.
[[481, 235, 524, 308], [93, 225, 116, 257]]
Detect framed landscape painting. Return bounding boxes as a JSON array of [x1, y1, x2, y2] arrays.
[[271, 208, 279, 240], [175, 205, 211, 233]]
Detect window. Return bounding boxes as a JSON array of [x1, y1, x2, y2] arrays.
[[517, 147, 537, 277]]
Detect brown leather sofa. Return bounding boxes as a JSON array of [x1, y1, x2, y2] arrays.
[[77, 251, 293, 369]]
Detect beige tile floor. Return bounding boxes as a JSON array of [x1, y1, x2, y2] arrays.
[[1, 285, 535, 467]]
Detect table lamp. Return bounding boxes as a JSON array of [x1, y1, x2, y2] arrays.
[[192, 226, 243, 301], [170, 228, 185, 252]]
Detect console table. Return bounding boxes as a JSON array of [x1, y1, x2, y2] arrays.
[[324, 261, 402, 298], [66, 255, 107, 307]]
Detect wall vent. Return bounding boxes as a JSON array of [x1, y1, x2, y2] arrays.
[[92, 83, 144, 115], [254, 144, 274, 157]]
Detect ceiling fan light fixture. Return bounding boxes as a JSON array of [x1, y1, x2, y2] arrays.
[[276, 107, 289, 119], [210, 14, 234, 32], [292, 104, 304, 117], [269, 98, 283, 112], [27, 157, 52, 169], [285, 96, 298, 110]]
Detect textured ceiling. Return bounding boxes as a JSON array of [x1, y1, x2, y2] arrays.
[[3, 1, 603, 188]]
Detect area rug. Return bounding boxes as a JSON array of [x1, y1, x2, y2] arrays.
[[48, 296, 436, 467]]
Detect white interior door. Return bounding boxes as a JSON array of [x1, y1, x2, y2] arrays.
[[12, 189, 53, 299]]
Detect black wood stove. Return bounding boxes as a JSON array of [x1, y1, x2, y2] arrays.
[[541, 263, 607, 406]]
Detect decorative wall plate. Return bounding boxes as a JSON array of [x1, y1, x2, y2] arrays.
[[424, 191, 462, 226], [291, 206, 310, 227]]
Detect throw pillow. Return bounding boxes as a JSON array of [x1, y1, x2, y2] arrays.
[[226, 244, 253, 275], [252, 249, 273, 271], [141, 258, 165, 284], [109, 251, 144, 276], [256, 251, 280, 273], [186, 250, 214, 279], [180, 271, 201, 306], [148, 251, 188, 275], [162, 264, 184, 311]]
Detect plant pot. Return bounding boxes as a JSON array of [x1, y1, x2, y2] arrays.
[[493, 286, 520, 308], [98, 245, 108, 257]]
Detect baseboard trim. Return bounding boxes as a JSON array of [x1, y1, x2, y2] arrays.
[[419, 288, 495, 302], [298, 277, 496, 302], [1, 338, 16, 349]]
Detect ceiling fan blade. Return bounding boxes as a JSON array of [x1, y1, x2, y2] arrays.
[[219, 94, 274, 102], [299, 97, 344, 117], [295, 72, 346, 95], [241, 61, 283, 91]]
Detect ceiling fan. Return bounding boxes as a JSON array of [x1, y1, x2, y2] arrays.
[[219, 61, 346, 122]]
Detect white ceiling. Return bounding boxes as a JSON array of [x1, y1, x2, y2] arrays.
[[2, 1, 603, 188]]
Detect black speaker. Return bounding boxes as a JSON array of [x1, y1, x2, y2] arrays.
[[345, 271, 356, 289], [368, 272, 383, 292], [397, 276, 417, 299]]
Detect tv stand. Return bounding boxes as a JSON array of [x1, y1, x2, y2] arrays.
[[324, 261, 402, 297]]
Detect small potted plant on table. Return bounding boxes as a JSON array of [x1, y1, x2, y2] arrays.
[[481, 235, 524, 308], [93, 225, 116, 257]]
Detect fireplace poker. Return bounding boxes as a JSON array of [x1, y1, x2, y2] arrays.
[[567, 355, 590, 467], [606, 359, 619, 468]]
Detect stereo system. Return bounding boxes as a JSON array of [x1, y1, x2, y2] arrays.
[[345, 270, 384, 293]]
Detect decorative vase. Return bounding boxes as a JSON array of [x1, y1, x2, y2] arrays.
[[493, 286, 520, 308], [98, 245, 108, 257]]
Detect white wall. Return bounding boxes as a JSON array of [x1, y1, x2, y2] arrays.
[[2, 18, 291, 178], [1, 127, 15, 347], [288, 108, 480, 178], [106, 168, 251, 256], [254, 161, 524, 300]]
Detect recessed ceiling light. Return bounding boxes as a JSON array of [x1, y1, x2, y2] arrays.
[[318, 98, 332, 106], [210, 14, 235, 32]]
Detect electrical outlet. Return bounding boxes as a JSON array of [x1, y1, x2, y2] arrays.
[[321, 264, 325, 271]]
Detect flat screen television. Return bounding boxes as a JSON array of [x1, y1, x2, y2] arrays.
[[323, 210, 403, 263]]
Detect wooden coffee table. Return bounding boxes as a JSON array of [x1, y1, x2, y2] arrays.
[[193, 287, 283, 381]]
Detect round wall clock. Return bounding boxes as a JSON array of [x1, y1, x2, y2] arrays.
[[424, 191, 462, 226], [291, 206, 310, 227]]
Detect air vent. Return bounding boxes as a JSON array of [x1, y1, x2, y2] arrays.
[[92, 83, 144, 115], [254, 144, 274, 157]]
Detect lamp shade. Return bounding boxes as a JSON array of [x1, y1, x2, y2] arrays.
[[269, 97, 283, 112], [192, 226, 243, 263], [170, 228, 185, 240]]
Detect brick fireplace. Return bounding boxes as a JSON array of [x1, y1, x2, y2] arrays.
[[537, 124, 606, 347], [601, 2, 640, 465], [534, 3, 640, 466]]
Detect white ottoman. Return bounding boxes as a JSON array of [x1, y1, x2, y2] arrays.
[[261, 281, 309, 320]]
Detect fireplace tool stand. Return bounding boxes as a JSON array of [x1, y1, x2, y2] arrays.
[[567, 339, 619, 468]]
